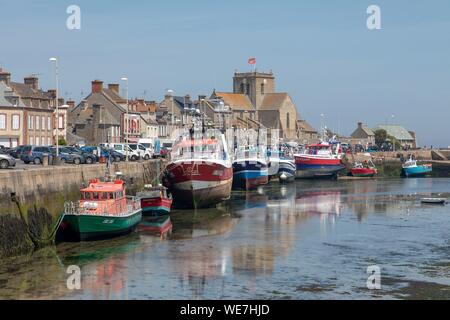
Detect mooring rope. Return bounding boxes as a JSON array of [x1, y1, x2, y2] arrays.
[[11, 194, 65, 247]]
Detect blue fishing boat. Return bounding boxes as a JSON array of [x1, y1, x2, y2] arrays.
[[267, 149, 296, 183], [402, 158, 432, 177], [233, 146, 269, 190]]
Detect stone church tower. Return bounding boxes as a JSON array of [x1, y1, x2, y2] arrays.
[[233, 71, 275, 110]]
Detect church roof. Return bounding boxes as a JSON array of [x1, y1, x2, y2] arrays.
[[212, 92, 253, 111], [258, 110, 280, 129], [259, 93, 290, 110], [297, 119, 317, 133]]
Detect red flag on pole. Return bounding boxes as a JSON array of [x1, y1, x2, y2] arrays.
[[248, 57, 256, 65]]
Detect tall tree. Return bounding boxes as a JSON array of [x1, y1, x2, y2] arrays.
[[374, 129, 387, 147]]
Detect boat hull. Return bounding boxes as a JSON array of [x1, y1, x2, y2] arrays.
[[164, 161, 233, 209], [403, 165, 432, 177], [232, 160, 269, 190], [60, 209, 142, 241], [141, 197, 172, 216], [350, 168, 377, 178], [295, 155, 345, 179], [278, 160, 296, 182]]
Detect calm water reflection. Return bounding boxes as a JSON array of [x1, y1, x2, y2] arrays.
[[0, 178, 449, 300]]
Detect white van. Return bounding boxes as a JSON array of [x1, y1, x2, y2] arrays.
[[138, 138, 154, 150], [129, 143, 153, 160], [110, 143, 141, 161]]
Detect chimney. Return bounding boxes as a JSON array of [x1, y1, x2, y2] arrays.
[[24, 76, 39, 90], [358, 122, 363, 128], [47, 89, 56, 99], [108, 83, 119, 94], [92, 80, 104, 94], [67, 100, 76, 109], [0, 68, 11, 85], [92, 104, 102, 145]]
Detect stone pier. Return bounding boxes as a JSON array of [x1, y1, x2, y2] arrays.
[[0, 160, 164, 258]]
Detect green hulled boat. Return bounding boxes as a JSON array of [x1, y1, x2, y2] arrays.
[[60, 178, 142, 241]]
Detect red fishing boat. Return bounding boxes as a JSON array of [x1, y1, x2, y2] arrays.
[[163, 131, 233, 209], [294, 142, 345, 179], [350, 160, 377, 178], [137, 184, 172, 216]]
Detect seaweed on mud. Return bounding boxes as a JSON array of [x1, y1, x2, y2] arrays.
[[27, 206, 53, 240], [0, 215, 33, 257]]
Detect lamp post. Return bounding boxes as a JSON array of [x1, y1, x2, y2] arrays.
[[320, 113, 325, 141], [49, 57, 59, 156], [391, 114, 396, 152], [121, 77, 129, 161]]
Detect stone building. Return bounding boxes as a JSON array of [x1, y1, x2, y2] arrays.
[[212, 70, 301, 140], [0, 68, 65, 147], [68, 80, 142, 145], [297, 119, 319, 144], [374, 124, 417, 149], [209, 91, 257, 129], [350, 122, 375, 147]]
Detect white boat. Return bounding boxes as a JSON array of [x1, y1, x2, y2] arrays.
[[420, 198, 447, 205]]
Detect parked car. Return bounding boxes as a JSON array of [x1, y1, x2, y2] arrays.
[[20, 146, 52, 164], [64, 146, 98, 164], [50, 147, 84, 165], [367, 146, 379, 152], [11, 145, 32, 159], [100, 148, 126, 162], [81, 146, 100, 156], [0, 153, 16, 169]]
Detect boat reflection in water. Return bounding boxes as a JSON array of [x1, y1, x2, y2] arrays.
[[138, 215, 173, 239], [167, 206, 240, 298]]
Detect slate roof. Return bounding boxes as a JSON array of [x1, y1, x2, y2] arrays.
[[0, 82, 14, 106], [375, 125, 414, 141], [9, 82, 49, 100], [297, 119, 317, 133], [259, 110, 280, 129], [71, 92, 124, 126], [173, 96, 194, 110], [359, 124, 375, 136]]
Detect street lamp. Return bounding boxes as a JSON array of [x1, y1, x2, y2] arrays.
[[391, 114, 396, 152], [121, 77, 129, 161], [49, 57, 59, 156]]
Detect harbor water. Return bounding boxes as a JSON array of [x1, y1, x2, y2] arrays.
[[0, 178, 449, 299]]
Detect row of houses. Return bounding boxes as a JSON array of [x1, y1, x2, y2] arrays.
[[0, 68, 67, 148], [67, 70, 321, 146], [0, 65, 418, 149]]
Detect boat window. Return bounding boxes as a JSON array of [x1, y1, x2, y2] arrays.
[[108, 192, 114, 200], [93, 192, 99, 199]]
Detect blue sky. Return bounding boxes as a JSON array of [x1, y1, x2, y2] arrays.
[[1, 0, 449, 146]]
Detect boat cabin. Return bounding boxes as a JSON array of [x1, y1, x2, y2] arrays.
[[173, 138, 223, 160], [79, 179, 128, 215], [305, 143, 340, 155]]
